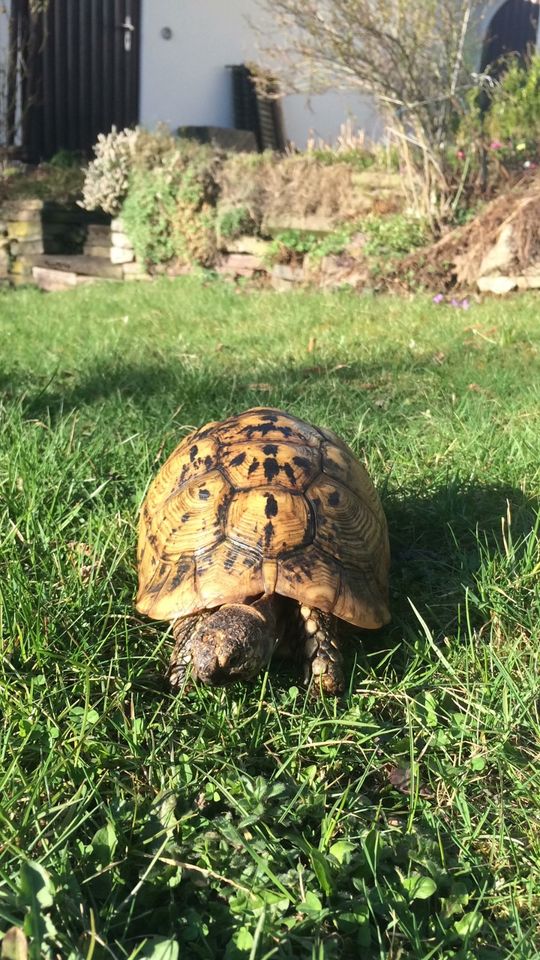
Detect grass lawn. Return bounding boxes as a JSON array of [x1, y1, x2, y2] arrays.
[[1, 278, 539, 960]]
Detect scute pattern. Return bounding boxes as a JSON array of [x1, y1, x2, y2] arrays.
[[137, 407, 390, 628], [156, 472, 228, 559], [308, 476, 383, 571], [227, 488, 311, 558], [216, 408, 323, 448], [220, 440, 317, 490]]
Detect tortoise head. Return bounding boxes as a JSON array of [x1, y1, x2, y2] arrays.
[[190, 603, 277, 685]]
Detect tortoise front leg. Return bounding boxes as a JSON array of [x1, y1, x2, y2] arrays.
[[300, 605, 345, 695], [168, 611, 213, 690]]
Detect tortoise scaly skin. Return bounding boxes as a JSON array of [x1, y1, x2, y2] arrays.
[[136, 408, 390, 695]]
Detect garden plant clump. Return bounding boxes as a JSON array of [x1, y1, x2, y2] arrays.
[[80, 128, 411, 274], [82, 127, 222, 267], [74, 48, 540, 286], [1, 277, 539, 958], [0, 152, 85, 206], [458, 53, 540, 181]]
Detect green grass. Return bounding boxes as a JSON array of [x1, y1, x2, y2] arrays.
[[1, 278, 539, 960]]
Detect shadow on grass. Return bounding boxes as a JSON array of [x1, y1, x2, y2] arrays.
[[3, 352, 407, 423], [385, 480, 537, 634]]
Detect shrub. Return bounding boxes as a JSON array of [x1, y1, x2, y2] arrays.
[[120, 168, 178, 265], [457, 54, 540, 184], [217, 206, 257, 240], [172, 166, 217, 267], [485, 54, 540, 150], [80, 126, 214, 216], [120, 146, 220, 267], [80, 127, 139, 214], [217, 153, 272, 234], [305, 120, 400, 172]]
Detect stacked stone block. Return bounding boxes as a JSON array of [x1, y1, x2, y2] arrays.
[[83, 224, 112, 259], [3, 199, 44, 285], [0, 216, 10, 285], [110, 217, 147, 279]]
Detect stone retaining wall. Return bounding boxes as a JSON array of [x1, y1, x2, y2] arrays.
[[0, 200, 146, 286], [215, 234, 369, 291], [0, 197, 369, 291]]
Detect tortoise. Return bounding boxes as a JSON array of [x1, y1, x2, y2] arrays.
[[136, 407, 390, 695]]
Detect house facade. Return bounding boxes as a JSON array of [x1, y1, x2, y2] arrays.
[[137, 0, 381, 147], [1, 0, 539, 159]]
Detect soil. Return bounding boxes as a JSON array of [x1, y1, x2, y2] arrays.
[[394, 172, 540, 292]]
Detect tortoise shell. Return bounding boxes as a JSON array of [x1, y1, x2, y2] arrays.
[[136, 408, 390, 629]]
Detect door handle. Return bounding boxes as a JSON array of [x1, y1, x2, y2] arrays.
[[120, 16, 135, 52]]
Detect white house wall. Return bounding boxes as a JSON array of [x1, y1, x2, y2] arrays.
[[138, 0, 382, 146], [1, 1, 535, 150]]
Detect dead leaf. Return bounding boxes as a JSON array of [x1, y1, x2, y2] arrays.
[[1, 927, 28, 960], [249, 383, 272, 392], [67, 541, 99, 584], [8, 520, 25, 544], [307, 336, 317, 353], [355, 381, 377, 390], [67, 541, 92, 558], [432, 351, 445, 365], [383, 764, 432, 799]]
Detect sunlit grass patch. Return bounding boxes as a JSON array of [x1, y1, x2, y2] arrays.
[[0, 278, 539, 959]]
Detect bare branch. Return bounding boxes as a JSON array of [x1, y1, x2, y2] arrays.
[[253, 0, 485, 151]]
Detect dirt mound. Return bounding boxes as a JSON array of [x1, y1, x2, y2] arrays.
[[398, 174, 540, 291]]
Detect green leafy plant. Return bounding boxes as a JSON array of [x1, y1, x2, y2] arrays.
[[267, 215, 427, 265], [218, 206, 257, 240], [267, 229, 320, 262], [49, 149, 82, 169], [485, 54, 540, 149], [457, 54, 540, 185], [312, 225, 354, 258], [120, 148, 219, 267], [362, 214, 428, 258], [121, 168, 178, 265]]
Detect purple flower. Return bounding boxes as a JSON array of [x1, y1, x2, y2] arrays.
[[461, 298, 470, 310], [490, 140, 502, 150], [432, 293, 444, 304]]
